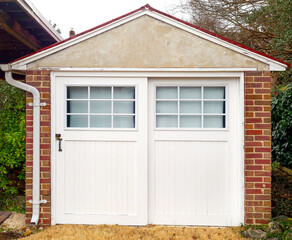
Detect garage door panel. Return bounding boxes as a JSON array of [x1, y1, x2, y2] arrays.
[[149, 79, 240, 226], [153, 141, 228, 217], [55, 77, 147, 225], [64, 140, 137, 215]]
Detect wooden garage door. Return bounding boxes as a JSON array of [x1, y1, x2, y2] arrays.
[[148, 78, 241, 226], [54, 75, 242, 226], [54, 77, 148, 225]]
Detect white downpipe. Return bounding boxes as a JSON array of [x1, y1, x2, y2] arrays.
[[1, 64, 45, 225]]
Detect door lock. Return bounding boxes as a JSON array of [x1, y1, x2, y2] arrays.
[[55, 134, 63, 152]]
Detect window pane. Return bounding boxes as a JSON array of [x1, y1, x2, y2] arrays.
[[90, 115, 111, 128], [180, 87, 201, 99], [67, 87, 88, 99], [90, 101, 111, 113], [156, 101, 178, 113], [156, 115, 178, 128], [67, 101, 88, 113], [113, 116, 135, 128], [67, 115, 88, 127], [114, 87, 135, 99], [90, 87, 111, 99], [204, 87, 225, 99], [180, 101, 201, 113], [180, 116, 201, 128], [114, 101, 135, 114], [204, 101, 225, 113], [156, 87, 177, 99], [204, 116, 225, 128]]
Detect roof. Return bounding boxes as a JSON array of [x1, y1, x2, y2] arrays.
[[0, 0, 63, 64], [10, 4, 289, 71]]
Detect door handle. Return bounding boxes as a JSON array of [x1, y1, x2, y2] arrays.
[[55, 134, 63, 152]]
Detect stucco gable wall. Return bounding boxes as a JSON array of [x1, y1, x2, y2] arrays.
[[28, 16, 269, 70]]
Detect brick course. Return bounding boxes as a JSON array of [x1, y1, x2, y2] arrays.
[[25, 70, 51, 227], [24, 70, 272, 226], [244, 71, 272, 225]]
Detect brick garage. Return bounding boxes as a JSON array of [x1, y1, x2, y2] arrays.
[[4, 5, 289, 227]]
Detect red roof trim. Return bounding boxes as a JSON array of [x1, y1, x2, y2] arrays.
[[10, 5, 145, 63], [147, 5, 290, 67], [11, 4, 290, 68]]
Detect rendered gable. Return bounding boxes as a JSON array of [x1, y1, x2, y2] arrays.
[[28, 16, 269, 70]]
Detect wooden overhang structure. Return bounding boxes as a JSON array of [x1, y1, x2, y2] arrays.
[[0, 0, 62, 77]]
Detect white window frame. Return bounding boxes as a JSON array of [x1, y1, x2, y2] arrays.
[[155, 85, 228, 130], [63, 84, 138, 130], [152, 82, 229, 131]]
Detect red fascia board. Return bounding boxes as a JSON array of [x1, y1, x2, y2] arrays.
[[10, 4, 290, 68]]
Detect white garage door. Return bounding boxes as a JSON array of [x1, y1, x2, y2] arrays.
[[148, 79, 241, 226], [54, 77, 148, 225], [54, 76, 242, 226]]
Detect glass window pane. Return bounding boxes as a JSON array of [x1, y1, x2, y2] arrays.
[[90, 87, 111, 99], [67, 115, 88, 128], [204, 101, 225, 113], [113, 116, 135, 128], [204, 116, 225, 128], [180, 87, 201, 99], [67, 87, 88, 99], [156, 115, 178, 128], [204, 87, 225, 99], [67, 101, 88, 113], [180, 116, 201, 128], [180, 101, 201, 113], [90, 101, 111, 113], [156, 101, 178, 113], [90, 115, 111, 128], [114, 101, 135, 114], [114, 87, 135, 99], [156, 87, 177, 99]]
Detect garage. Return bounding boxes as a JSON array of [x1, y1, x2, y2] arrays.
[[3, 4, 288, 227], [52, 74, 242, 226]]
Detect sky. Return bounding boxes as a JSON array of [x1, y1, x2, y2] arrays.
[[29, 0, 186, 39]]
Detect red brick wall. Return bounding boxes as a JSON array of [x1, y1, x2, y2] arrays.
[[24, 70, 272, 226], [25, 70, 51, 227], [245, 71, 272, 224]]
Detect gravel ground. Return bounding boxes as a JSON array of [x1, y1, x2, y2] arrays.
[[1, 213, 245, 239], [21, 224, 245, 240]]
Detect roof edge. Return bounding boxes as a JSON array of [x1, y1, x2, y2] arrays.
[[17, 0, 63, 41], [146, 5, 290, 68], [10, 4, 290, 69]]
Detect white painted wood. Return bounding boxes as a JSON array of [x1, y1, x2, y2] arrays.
[[238, 73, 245, 224], [45, 70, 245, 78], [54, 76, 148, 225], [148, 79, 241, 226], [52, 72, 244, 226], [42, 67, 258, 72]]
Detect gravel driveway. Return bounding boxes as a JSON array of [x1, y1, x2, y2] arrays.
[[20, 224, 244, 240], [1, 213, 245, 239]]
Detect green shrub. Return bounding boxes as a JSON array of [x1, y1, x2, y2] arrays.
[[0, 81, 25, 210], [271, 83, 292, 168]]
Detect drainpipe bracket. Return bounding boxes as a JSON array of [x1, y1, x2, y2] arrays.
[[28, 199, 48, 204], [28, 102, 47, 107]]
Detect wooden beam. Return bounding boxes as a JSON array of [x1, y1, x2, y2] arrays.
[[0, 10, 41, 50]]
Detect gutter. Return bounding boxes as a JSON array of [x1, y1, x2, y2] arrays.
[[0, 64, 47, 225]]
